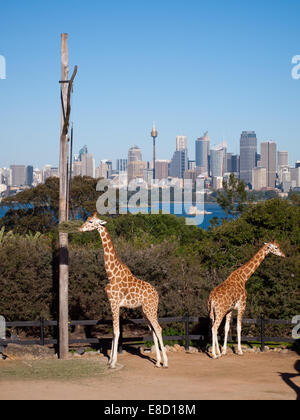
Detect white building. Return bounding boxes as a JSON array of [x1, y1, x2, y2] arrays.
[[176, 136, 188, 151], [252, 167, 267, 190]]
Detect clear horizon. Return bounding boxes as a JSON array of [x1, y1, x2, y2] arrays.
[[1, 0, 300, 168]]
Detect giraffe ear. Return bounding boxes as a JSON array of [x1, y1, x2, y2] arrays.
[[93, 212, 98, 218]]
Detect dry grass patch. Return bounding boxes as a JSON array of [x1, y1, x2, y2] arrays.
[[0, 358, 108, 381]]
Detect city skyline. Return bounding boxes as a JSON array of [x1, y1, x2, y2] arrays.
[[2, 127, 298, 170], [1, 1, 300, 168], [2, 129, 299, 188]]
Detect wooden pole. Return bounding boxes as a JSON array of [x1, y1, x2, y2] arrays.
[[59, 33, 70, 359]]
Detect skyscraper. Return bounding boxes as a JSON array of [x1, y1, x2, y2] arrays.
[[176, 136, 187, 151], [169, 149, 188, 179], [226, 153, 234, 173], [239, 131, 257, 186], [96, 160, 112, 179], [210, 144, 226, 178], [155, 160, 170, 181], [10, 165, 26, 186], [195, 132, 210, 174], [231, 155, 240, 174], [252, 167, 267, 190], [79, 145, 88, 161], [278, 151, 289, 170], [26, 166, 34, 186], [127, 146, 146, 183], [81, 153, 96, 178], [260, 141, 277, 188], [116, 159, 128, 173], [128, 145, 142, 162]]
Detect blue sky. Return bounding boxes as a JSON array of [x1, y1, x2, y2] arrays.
[[0, 0, 300, 168]]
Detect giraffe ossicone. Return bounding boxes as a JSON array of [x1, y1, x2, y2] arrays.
[[208, 241, 286, 360], [79, 213, 168, 369]]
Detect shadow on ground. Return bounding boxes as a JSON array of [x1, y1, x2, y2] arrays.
[[279, 359, 300, 401]]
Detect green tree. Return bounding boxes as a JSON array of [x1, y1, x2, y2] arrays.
[[217, 174, 247, 216], [0, 176, 103, 234]]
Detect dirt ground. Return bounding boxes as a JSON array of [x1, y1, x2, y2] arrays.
[[0, 351, 299, 400]]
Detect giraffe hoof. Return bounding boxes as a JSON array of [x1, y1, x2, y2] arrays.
[[109, 365, 117, 369]]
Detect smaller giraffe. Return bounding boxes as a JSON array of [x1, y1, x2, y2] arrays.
[[208, 241, 285, 359], [79, 213, 168, 369]]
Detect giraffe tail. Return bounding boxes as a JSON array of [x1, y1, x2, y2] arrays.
[[208, 299, 215, 324]]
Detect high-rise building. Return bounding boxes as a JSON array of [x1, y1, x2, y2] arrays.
[[116, 159, 128, 173], [290, 167, 300, 187], [169, 149, 188, 179], [0, 168, 12, 186], [295, 161, 300, 169], [252, 167, 267, 190], [210, 144, 226, 178], [231, 155, 240, 174], [72, 161, 82, 177], [128, 161, 147, 183], [81, 153, 95, 178], [195, 132, 210, 173], [50, 167, 59, 178], [226, 153, 234, 173], [127, 146, 146, 183], [176, 136, 187, 151], [239, 131, 257, 186], [278, 151, 288, 170], [188, 160, 196, 171], [155, 160, 170, 181], [260, 141, 277, 188], [10, 165, 26, 186], [128, 145, 142, 162], [26, 166, 34, 186], [79, 145, 88, 161], [96, 160, 113, 179]]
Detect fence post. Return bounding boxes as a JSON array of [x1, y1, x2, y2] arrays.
[[185, 313, 190, 351], [40, 317, 45, 346], [260, 314, 265, 352], [118, 316, 123, 354]]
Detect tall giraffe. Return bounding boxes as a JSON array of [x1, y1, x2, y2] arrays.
[[208, 241, 285, 359], [79, 213, 168, 369]]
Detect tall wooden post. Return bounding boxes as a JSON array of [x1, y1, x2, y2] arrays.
[[59, 33, 70, 359]]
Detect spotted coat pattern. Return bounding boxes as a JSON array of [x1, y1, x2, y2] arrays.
[[79, 214, 168, 369], [208, 241, 285, 359]]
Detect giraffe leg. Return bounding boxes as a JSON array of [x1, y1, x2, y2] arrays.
[[143, 306, 168, 368], [109, 308, 120, 369], [151, 319, 168, 368], [147, 323, 162, 368], [211, 316, 223, 359], [236, 306, 245, 356], [222, 312, 232, 356]]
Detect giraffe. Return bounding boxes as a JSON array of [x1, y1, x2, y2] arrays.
[[208, 241, 285, 359], [79, 213, 168, 369]]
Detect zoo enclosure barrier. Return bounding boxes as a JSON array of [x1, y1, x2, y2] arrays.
[[0, 314, 298, 354]]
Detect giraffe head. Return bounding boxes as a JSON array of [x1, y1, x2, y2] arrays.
[[79, 213, 107, 232], [264, 240, 286, 258]]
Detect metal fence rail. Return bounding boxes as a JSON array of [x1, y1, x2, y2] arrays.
[[0, 314, 298, 353]]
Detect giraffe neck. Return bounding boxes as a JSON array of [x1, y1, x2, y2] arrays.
[[97, 226, 119, 275], [241, 245, 269, 282]]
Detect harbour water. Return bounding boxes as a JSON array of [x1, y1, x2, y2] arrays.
[[0, 203, 228, 230]]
